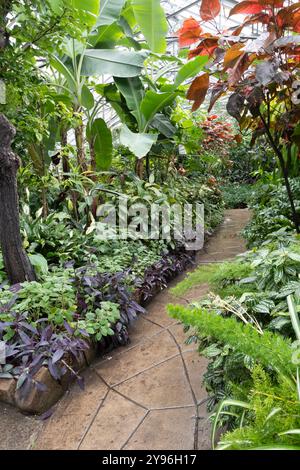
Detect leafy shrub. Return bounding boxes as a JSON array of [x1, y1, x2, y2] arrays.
[[77, 302, 120, 342], [75, 267, 145, 349], [169, 304, 295, 377], [0, 269, 76, 329], [217, 365, 300, 450], [168, 303, 300, 449], [243, 178, 300, 247], [222, 141, 274, 184], [221, 184, 254, 209]]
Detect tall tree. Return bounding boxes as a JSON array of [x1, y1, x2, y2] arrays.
[[0, 3, 36, 283], [0, 115, 36, 283]]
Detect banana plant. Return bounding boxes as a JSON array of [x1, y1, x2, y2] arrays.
[[47, 0, 174, 175], [49, 36, 147, 172], [114, 54, 209, 174]]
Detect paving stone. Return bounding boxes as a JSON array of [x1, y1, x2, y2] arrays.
[[35, 410, 100, 450], [197, 417, 212, 450], [123, 408, 196, 450], [114, 355, 194, 409], [79, 391, 146, 450], [180, 284, 210, 303], [127, 316, 163, 347], [183, 351, 209, 403], [56, 369, 108, 417], [145, 291, 185, 327], [167, 323, 198, 352], [94, 330, 179, 386]]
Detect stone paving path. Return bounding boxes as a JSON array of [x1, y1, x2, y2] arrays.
[[0, 209, 250, 450]]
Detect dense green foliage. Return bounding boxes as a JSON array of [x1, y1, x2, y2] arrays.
[[243, 178, 300, 247], [1, 1, 300, 448], [169, 224, 300, 449]]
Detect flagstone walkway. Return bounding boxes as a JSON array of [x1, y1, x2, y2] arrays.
[[0, 209, 250, 450]]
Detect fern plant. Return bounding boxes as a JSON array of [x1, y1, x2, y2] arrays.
[[168, 300, 300, 450]]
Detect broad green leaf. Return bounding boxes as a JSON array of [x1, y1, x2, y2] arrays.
[[173, 56, 209, 89], [50, 56, 77, 93], [82, 49, 148, 77], [212, 399, 252, 450], [48, 0, 64, 14], [97, 0, 126, 26], [72, 0, 100, 26], [131, 0, 168, 53], [288, 252, 300, 262], [90, 118, 113, 171], [89, 23, 124, 48], [121, 3, 137, 29], [81, 85, 94, 110], [151, 114, 177, 138], [61, 38, 85, 58], [287, 295, 300, 341], [28, 254, 49, 275], [140, 91, 177, 131], [120, 125, 158, 158], [114, 77, 145, 130]]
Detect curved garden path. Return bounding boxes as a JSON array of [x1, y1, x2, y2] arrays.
[[0, 209, 250, 450]]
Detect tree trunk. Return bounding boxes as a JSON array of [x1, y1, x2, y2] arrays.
[[61, 128, 69, 177], [75, 122, 87, 173], [0, 115, 36, 284], [135, 158, 144, 179]]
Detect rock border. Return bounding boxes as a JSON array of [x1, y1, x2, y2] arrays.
[[0, 346, 97, 415]]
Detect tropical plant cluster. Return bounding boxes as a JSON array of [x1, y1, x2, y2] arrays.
[[170, 208, 300, 449], [0, 0, 226, 399]]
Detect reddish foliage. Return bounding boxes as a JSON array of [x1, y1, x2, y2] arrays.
[[200, 0, 221, 21], [229, 1, 265, 17], [177, 18, 202, 48], [200, 115, 235, 156], [189, 36, 219, 58], [187, 73, 210, 111]]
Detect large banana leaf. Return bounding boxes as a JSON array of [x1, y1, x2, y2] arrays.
[[50, 56, 77, 93], [50, 0, 100, 25], [120, 125, 157, 158], [151, 114, 177, 138], [131, 0, 168, 53], [96, 0, 126, 26], [140, 91, 177, 131], [95, 83, 137, 128], [89, 118, 113, 171], [89, 23, 124, 48], [114, 77, 145, 130], [82, 49, 148, 77], [72, 0, 100, 26], [173, 56, 209, 89]]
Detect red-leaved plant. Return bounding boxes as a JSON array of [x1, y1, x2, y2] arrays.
[[178, 0, 300, 232]]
